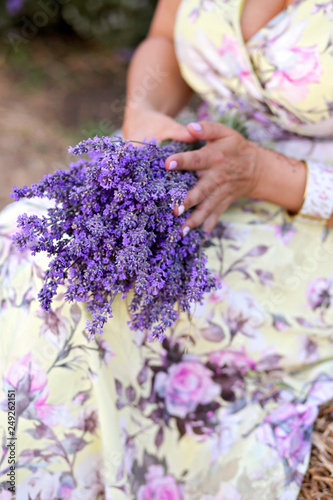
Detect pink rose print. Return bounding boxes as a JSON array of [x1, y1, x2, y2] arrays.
[[224, 290, 266, 348], [297, 335, 319, 363], [37, 306, 69, 349], [95, 337, 115, 365], [312, 2, 333, 20], [188, 0, 218, 22], [74, 405, 99, 434], [60, 485, 73, 500], [120, 420, 137, 474], [154, 360, 220, 418], [272, 313, 291, 332], [0, 239, 32, 288], [138, 465, 183, 500], [307, 375, 333, 406], [73, 453, 105, 500], [72, 391, 90, 406], [188, 8, 199, 24], [256, 403, 318, 469], [219, 35, 261, 99], [175, 33, 233, 100], [0, 492, 13, 500], [264, 19, 322, 103], [35, 403, 75, 427], [5, 352, 49, 406], [17, 470, 61, 500], [200, 0, 217, 11], [3, 353, 74, 426], [206, 276, 228, 304], [267, 46, 322, 103], [209, 346, 256, 374], [211, 221, 251, 242], [274, 223, 296, 246], [255, 269, 273, 287], [316, 2, 333, 20], [306, 277, 333, 309]]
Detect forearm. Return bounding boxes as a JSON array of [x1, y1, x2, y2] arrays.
[[124, 36, 193, 120], [253, 144, 333, 227]]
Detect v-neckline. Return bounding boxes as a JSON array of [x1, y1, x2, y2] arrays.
[[239, 0, 302, 46], [232, 0, 304, 110]]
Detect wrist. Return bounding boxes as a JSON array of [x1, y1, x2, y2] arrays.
[[122, 104, 156, 140], [251, 146, 307, 212], [124, 101, 154, 123], [286, 160, 307, 216]]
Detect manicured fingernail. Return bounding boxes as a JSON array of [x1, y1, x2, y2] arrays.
[[169, 160, 178, 170], [189, 122, 202, 131], [177, 205, 185, 216], [182, 226, 190, 237]]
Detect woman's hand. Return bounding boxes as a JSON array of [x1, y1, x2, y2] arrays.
[[122, 108, 195, 143], [164, 121, 261, 235]]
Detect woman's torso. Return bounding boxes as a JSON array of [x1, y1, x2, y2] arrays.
[[174, 0, 333, 138], [240, 0, 299, 43]]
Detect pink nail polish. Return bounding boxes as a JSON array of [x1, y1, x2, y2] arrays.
[[178, 205, 185, 216], [182, 226, 190, 237], [189, 122, 202, 131], [169, 160, 177, 170]]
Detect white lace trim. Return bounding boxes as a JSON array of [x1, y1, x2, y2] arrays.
[[299, 160, 333, 221]]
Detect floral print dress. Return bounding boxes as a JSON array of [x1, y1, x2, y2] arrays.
[[1, 1, 333, 499]]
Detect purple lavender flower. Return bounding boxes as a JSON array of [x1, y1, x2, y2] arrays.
[[11, 137, 217, 342], [6, 0, 27, 16]]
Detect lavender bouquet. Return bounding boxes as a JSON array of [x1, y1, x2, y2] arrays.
[[11, 136, 217, 342]]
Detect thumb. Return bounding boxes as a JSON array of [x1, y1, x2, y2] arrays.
[[186, 121, 232, 141]]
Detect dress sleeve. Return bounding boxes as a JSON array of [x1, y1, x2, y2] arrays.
[[294, 160, 333, 222], [270, 137, 333, 223]]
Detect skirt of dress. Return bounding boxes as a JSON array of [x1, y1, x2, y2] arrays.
[[1, 193, 333, 500]]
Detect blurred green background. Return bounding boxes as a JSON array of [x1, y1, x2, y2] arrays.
[[1, 0, 158, 50], [0, 0, 157, 208]]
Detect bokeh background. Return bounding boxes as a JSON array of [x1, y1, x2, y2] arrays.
[[0, 0, 157, 209], [0, 1, 332, 498]]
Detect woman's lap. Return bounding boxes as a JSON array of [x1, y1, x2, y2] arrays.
[[1, 198, 333, 499]]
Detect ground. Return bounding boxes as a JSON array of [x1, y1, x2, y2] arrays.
[[0, 34, 128, 209]]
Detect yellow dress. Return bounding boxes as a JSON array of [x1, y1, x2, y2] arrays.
[[1, 1, 333, 499]]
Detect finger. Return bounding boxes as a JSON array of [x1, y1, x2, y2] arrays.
[[202, 211, 222, 234], [186, 121, 233, 141], [181, 198, 230, 236], [123, 120, 196, 144], [173, 176, 216, 216], [165, 122, 197, 143], [165, 146, 212, 172], [181, 200, 215, 234]]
